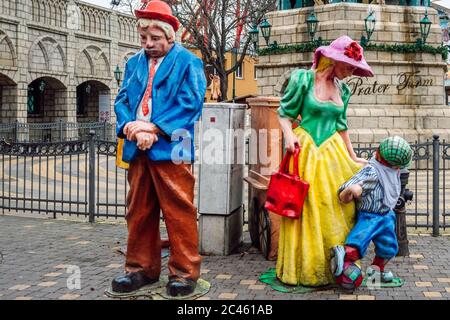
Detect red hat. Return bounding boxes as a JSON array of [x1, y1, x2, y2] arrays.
[[135, 0, 180, 32]]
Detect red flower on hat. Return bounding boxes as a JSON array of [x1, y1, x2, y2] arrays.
[[344, 42, 362, 61]]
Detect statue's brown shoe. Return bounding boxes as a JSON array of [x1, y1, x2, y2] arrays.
[[111, 271, 158, 293], [166, 278, 196, 297]]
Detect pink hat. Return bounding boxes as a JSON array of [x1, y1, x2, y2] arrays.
[[312, 35, 374, 77]]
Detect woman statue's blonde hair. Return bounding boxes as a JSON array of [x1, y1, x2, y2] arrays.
[[314, 55, 334, 73]]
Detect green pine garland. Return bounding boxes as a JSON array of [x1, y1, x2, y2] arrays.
[[257, 41, 448, 60]]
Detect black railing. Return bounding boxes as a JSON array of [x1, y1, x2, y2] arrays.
[[354, 136, 450, 235], [0, 121, 116, 143], [0, 133, 127, 221], [0, 139, 90, 218], [1, 134, 449, 234]]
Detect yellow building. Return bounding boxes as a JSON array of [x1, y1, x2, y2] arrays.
[[188, 48, 258, 102]]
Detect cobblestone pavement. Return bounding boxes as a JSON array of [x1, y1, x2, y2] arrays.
[[1, 214, 450, 300]]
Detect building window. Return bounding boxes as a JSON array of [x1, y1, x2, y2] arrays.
[[254, 65, 257, 80], [27, 80, 45, 116], [236, 62, 243, 79]]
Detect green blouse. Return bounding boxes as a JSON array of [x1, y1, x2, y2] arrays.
[[277, 69, 352, 147]]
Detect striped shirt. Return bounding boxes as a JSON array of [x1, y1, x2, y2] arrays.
[[338, 165, 392, 214]]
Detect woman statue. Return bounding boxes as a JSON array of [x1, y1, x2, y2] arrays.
[[276, 35, 374, 286]]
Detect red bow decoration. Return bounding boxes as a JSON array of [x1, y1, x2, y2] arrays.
[[344, 42, 363, 61]]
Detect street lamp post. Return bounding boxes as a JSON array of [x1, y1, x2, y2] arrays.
[[306, 11, 319, 42], [259, 19, 278, 49], [260, 19, 272, 47], [114, 65, 123, 91], [418, 9, 432, 46], [110, 0, 121, 9], [360, 10, 376, 47], [249, 24, 259, 51], [254, 13, 322, 50]]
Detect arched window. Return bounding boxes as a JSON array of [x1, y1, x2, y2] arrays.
[[27, 79, 46, 115]]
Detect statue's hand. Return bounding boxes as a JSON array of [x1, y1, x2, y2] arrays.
[[285, 133, 301, 153]]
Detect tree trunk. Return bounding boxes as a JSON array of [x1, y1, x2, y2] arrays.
[[219, 73, 228, 102]]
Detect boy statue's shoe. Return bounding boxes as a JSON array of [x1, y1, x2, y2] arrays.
[[166, 278, 197, 297], [366, 266, 394, 283], [330, 245, 346, 277], [111, 271, 159, 293]]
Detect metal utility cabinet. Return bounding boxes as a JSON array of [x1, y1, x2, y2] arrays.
[[198, 103, 246, 255]]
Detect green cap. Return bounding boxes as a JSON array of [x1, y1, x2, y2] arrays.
[[378, 136, 413, 169]]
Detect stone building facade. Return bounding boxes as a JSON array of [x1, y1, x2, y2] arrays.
[[256, 3, 450, 143], [0, 0, 141, 130]]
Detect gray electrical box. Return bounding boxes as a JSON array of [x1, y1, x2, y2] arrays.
[[198, 103, 246, 215], [197, 103, 246, 255]]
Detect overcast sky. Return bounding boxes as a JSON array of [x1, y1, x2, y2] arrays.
[[434, 0, 450, 8], [80, 0, 450, 11], [79, 0, 113, 9]]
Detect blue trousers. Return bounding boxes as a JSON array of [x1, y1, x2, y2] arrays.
[[345, 210, 398, 259]]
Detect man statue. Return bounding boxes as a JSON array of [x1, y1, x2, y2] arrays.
[[112, 0, 206, 297]]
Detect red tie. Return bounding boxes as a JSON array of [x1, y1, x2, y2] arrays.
[[142, 59, 157, 117]]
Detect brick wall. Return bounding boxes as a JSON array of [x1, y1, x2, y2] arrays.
[[0, 84, 18, 123], [256, 3, 450, 143], [0, 0, 141, 134]]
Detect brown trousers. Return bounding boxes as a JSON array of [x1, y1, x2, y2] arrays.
[[125, 154, 201, 281]]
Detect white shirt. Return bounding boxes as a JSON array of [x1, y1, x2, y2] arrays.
[[136, 56, 165, 122]]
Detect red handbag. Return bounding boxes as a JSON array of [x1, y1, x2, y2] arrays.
[[264, 145, 310, 219]]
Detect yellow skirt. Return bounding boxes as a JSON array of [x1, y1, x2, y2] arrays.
[[275, 127, 361, 286]]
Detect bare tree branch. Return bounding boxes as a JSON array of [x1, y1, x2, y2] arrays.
[[112, 0, 277, 101], [171, 0, 276, 100]]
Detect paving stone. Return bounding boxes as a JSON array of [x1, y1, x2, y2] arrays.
[[248, 284, 265, 290], [2, 215, 450, 300], [44, 272, 62, 277], [423, 292, 442, 298], [37, 281, 58, 287], [218, 293, 238, 300], [15, 296, 33, 300], [413, 265, 429, 270], [8, 284, 31, 291], [415, 282, 433, 287], [357, 295, 375, 300], [58, 294, 80, 300], [216, 274, 233, 280]]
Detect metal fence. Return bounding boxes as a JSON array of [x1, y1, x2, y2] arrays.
[[0, 121, 116, 143], [0, 134, 127, 221], [1, 133, 450, 234], [354, 135, 450, 235]]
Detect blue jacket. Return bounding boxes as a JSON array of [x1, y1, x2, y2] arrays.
[[115, 43, 206, 163]]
